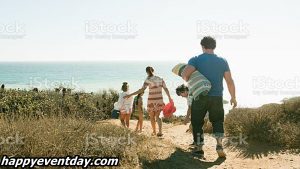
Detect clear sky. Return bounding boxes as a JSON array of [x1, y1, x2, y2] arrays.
[[1, 0, 300, 106], [0, 0, 299, 63]]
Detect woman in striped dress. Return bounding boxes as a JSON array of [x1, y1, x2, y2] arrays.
[[125, 66, 172, 136]]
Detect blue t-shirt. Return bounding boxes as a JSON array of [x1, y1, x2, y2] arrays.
[[188, 53, 230, 96]]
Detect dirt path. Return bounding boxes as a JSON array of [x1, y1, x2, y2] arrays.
[[106, 119, 300, 169]]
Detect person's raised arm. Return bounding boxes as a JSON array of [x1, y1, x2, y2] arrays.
[[181, 65, 196, 82], [124, 87, 146, 99], [224, 71, 237, 108]]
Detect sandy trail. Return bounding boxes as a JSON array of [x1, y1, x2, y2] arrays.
[[105, 119, 300, 169]]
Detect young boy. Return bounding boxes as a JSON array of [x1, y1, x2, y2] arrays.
[[176, 84, 212, 158], [175, 85, 192, 126]]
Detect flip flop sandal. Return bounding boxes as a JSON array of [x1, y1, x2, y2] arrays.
[[156, 133, 163, 137]]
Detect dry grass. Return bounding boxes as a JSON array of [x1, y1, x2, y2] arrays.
[[1, 89, 299, 168], [225, 97, 300, 148], [0, 117, 170, 168], [0, 89, 176, 168]]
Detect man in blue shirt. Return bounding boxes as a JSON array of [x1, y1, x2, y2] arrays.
[[182, 36, 237, 158]]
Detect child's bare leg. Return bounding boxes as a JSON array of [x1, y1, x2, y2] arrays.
[[139, 112, 143, 131], [125, 114, 130, 128], [135, 120, 140, 132], [149, 112, 156, 135], [120, 114, 125, 127], [155, 112, 162, 135]]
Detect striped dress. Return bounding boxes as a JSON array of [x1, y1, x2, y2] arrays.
[[143, 76, 166, 113]]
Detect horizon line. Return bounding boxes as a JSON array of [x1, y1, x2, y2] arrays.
[[0, 60, 183, 63]]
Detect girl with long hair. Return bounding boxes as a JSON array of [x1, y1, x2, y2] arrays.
[[132, 91, 144, 132]]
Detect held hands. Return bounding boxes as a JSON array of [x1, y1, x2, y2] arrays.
[[168, 96, 173, 103], [230, 97, 237, 108]]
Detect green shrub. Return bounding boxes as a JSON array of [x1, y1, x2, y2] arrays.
[[282, 97, 300, 123], [0, 89, 118, 121]]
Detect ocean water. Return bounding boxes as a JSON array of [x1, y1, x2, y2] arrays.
[[0, 61, 197, 116], [1, 61, 297, 116]]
